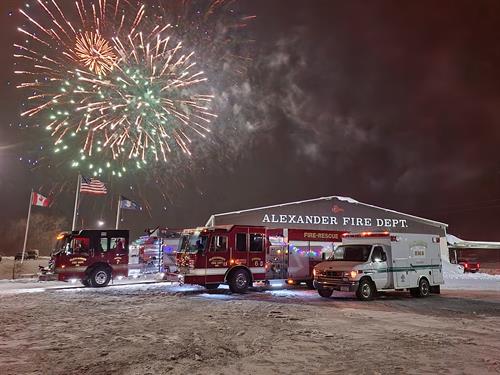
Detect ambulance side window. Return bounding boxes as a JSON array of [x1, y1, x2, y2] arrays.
[[236, 233, 247, 252], [250, 234, 264, 252]]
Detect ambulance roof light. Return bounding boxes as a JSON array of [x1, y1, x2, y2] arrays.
[[343, 231, 390, 238], [390, 235, 401, 242]]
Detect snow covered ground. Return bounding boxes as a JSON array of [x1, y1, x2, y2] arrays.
[[0, 257, 48, 280], [1, 282, 500, 374], [1, 259, 499, 373]]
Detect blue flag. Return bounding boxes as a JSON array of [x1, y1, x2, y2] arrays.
[[120, 196, 142, 211]]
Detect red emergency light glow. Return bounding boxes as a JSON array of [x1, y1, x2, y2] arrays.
[[343, 231, 390, 238]]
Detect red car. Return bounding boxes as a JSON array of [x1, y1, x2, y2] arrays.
[[458, 260, 480, 273]]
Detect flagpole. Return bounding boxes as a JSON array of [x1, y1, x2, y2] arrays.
[[21, 190, 33, 264], [115, 196, 122, 230], [72, 174, 81, 231]]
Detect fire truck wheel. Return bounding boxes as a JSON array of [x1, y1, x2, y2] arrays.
[[228, 269, 250, 293], [89, 266, 111, 287], [317, 288, 333, 298], [205, 283, 220, 290], [356, 279, 376, 301]]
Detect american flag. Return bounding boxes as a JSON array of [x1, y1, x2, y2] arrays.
[[80, 176, 107, 195]]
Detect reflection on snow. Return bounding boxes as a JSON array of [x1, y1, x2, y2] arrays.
[[265, 289, 317, 298], [198, 293, 234, 300]]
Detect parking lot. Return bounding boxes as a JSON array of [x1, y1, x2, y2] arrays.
[[1, 283, 499, 375]]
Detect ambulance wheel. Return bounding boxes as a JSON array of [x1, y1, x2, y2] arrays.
[[317, 288, 333, 298], [416, 278, 430, 298], [228, 269, 250, 293], [89, 266, 111, 288], [205, 283, 220, 290], [81, 278, 91, 287], [356, 279, 376, 301]]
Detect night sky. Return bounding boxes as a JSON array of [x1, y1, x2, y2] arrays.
[[2, 0, 500, 247]]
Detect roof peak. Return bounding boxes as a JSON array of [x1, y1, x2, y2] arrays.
[[209, 196, 447, 228]]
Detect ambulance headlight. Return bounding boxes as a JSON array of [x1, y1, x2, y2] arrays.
[[345, 270, 358, 279], [314, 269, 325, 277]]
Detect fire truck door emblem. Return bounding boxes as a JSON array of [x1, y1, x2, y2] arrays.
[[114, 256, 122, 264], [208, 257, 226, 267], [70, 257, 87, 266]]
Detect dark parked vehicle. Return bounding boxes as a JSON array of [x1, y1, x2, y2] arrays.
[[26, 250, 39, 260], [14, 250, 39, 261]]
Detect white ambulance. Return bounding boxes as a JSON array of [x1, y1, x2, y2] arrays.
[[313, 232, 444, 300]]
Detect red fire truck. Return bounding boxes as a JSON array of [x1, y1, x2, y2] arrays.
[[43, 229, 181, 287], [43, 230, 130, 287], [176, 225, 343, 292]]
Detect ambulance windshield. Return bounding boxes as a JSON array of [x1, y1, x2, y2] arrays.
[[180, 232, 208, 253], [330, 245, 372, 262]]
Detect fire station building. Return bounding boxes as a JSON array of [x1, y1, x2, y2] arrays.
[[205, 196, 450, 260]]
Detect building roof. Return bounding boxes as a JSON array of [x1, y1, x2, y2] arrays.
[[447, 234, 500, 249], [207, 195, 448, 229]]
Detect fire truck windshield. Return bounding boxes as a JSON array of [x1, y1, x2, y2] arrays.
[[329, 245, 372, 262], [53, 236, 71, 255], [180, 232, 208, 253]]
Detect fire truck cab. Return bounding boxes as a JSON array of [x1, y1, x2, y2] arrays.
[[177, 225, 337, 292], [49, 230, 130, 287]]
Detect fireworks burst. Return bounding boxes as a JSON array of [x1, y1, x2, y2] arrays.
[[15, 0, 217, 177], [73, 31, 117, 76]]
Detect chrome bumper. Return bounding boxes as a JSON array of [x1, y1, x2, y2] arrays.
[[314, 278, 358, 292]]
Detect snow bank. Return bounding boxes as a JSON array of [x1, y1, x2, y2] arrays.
[[443, 260, 500, 291], [443, 260, 499, 280]]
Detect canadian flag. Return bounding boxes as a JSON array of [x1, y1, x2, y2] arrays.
[[32, 192, 50, 207]]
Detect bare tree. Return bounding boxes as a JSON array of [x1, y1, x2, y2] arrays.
[[2, 213, 70, 256]]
